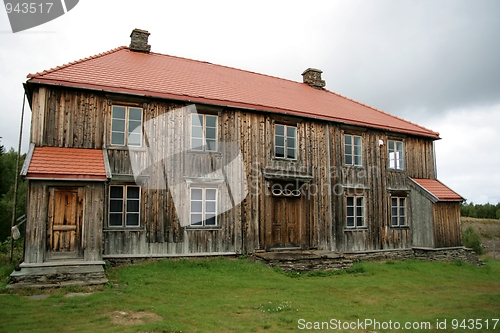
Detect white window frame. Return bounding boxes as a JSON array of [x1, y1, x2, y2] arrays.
[[274, 124, 297, 160], [110, 105, 143, 147], [191, 114, 218, 152], [346, 196, 365, 228], [344, 134, 362, 166], [190, 187, 218, 227], [391, 196, 407, 227], [108, 185, 141, 227], [388, 140, 404, 170]]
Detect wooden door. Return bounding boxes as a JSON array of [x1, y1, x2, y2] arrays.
[[47, 187, 84, 259], [271, 197, 303, 249]]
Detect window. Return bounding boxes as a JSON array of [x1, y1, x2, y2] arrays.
[[275, 124, 297, 159], [109, 185, 140, 227], [391, 197, 406, 226], [191, 114, 218, 151], [111, 106, 143, 146], [344, 134, 362, 166], [190, 188, 217, 226], [346, 196, 365, 228], [388, 140, 404, 170]]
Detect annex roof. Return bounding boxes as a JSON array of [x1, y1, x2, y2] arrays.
[[26, 46, 439, 139], [22, 146, 109, 181], [410, 178, 464, 202]]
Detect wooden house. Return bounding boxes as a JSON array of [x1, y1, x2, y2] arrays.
[[11, 29, 464, 287]]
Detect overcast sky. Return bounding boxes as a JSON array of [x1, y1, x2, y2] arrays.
[[1, 0, 499, 204]]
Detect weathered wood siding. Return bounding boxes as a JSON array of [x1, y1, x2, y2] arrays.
[[433, 202, 462, 248], [28, 85, 445, 258], [410, 187, 435, 248], [30, 86, 107, 148], [24, 181, 104, 264]]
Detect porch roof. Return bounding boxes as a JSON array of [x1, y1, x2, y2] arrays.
[[410, 178, 464, 202], [22, 146, 109, 181]]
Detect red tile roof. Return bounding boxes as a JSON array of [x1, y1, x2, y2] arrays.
[[411, 178, 464, 202], [26, 147, 107, 180], [27, 47, 439, 139]]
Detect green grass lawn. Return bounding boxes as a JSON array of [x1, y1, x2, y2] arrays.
[[1, 256, 499, 333]]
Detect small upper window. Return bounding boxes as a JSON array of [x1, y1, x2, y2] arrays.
[[344, 135, 362, 166], [346, 196, 365, 228], [391, 197, 407, 227], [191, 114, 218, 152], [275, 124, 297, 159], [111, 106, 143, 147], [388, 140, 404, 170]]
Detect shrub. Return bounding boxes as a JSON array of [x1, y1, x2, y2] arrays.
[[463, 226, 484, 255]]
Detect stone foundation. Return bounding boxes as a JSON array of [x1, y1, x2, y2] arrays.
[[255, 247, 482, 273]]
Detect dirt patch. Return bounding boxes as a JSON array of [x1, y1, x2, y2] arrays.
[[109, 311, 162, 326], [462, 217, 500, 259]]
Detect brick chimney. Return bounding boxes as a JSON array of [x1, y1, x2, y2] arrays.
[[302, 68, 326, 89], [129, 29, 151, 53]]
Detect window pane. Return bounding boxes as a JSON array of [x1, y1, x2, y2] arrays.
[[392, 207, 398, 217], [112, 119, 125, 132], [128, 108, 142, 121], [399, 217, 406, 226], [191, 138, 204, 150], [356, 216, 364, 227], [191, 201, 202, 213], [110, 199, 123, 213], [111, 132, 125, 145], [205, 115, 217, 128], [192, 114, 203, 126], [392, 216, 398, 226], [388, 140, 395, 151], [392, 198, 398, 206], [192, 126, 203, 138], [128, 120, 142, 133], [109, 213, 123, 226], [396, 141, 403, 152], [354, 136, 361, 146], [287, 126, 296, 138], [191, 214, 203, 225], [354, 144, 361, 156], [275, 135, 284, 147], [126, 213, 139, 226], [345, 154, 352, 165], [206, 127, 216, 140], [275, 147, 284, 158], [110, 186, 123, 198], [206, 139, 217, 151], [127, 200, 140, 213], [275, 125, 284, 136], [191, 188, 203, 200], [354, 155, 361, 166], [127, 187, 139, 199], [346, 197, 354, 206], [345, 135, 352, 145], [128, 133, 141, 146], [356, 205, 363, 217], [206, 201, 216, 213], [205, 214, 216, 226], [287, 137, 295, 149], [347, 217, 354, 227], [347, 206, 354, 217], [357, 197, 364, 207], [112, 106, 126, 119], [287, 148, 296, 159], [206, 189, 217, 200]]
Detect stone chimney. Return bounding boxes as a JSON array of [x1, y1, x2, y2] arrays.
[[302, 68, 326, 89], [129, 29, 151, 53]]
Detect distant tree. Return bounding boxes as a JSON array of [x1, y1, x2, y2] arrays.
[[0, 148, 26, 241]]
